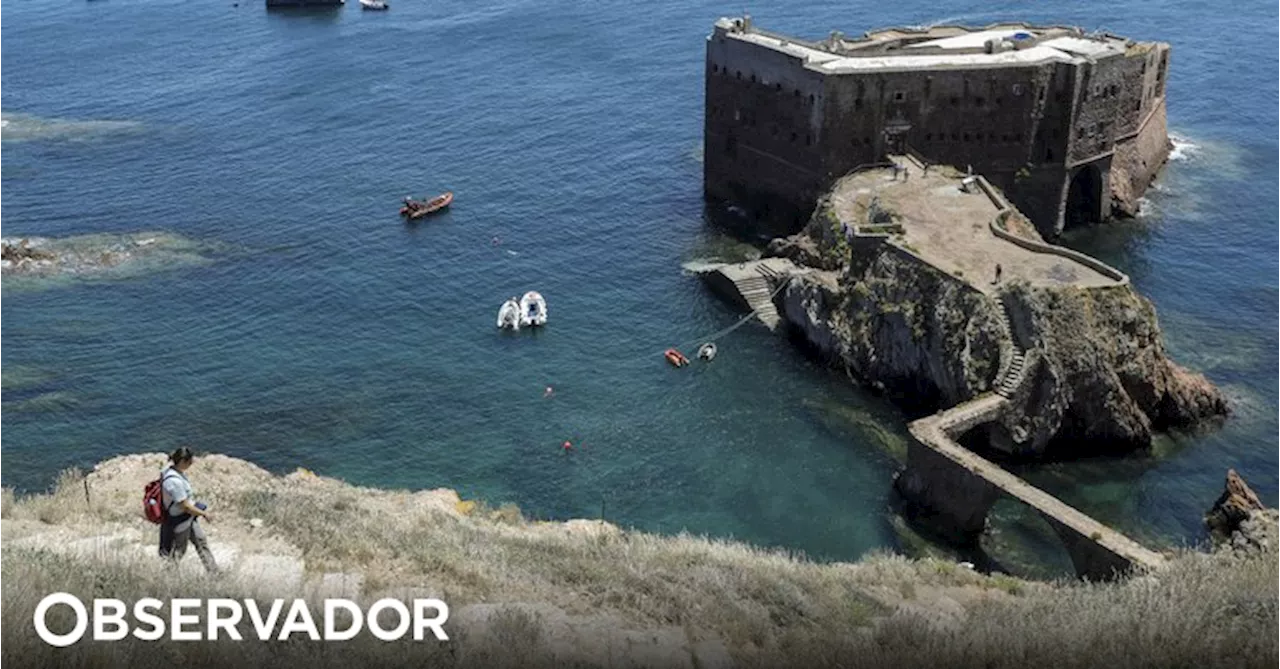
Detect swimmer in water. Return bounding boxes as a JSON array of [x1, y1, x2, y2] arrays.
[[544, 386, 554, 398]]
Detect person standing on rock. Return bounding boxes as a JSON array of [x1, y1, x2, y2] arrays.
[[158, 447, 219, 573]]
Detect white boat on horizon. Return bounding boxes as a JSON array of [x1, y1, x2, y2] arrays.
[[497, 298, 521, 330], [359, 0, 389, 10], [519, 291, 547, 327]]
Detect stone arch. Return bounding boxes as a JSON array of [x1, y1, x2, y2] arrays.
[[1064, 164, 1103, 228]]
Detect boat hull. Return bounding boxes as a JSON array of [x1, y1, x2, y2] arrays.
[[497, 300, 521, 330], [401, 191, 453, 219], [519, 291, 547, 327]]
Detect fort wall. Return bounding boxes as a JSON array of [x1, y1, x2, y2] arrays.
[[704, 26, 828, 235], [704, 18, 1173, 239]]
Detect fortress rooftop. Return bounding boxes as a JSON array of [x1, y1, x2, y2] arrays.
[[833, 158, 1124, 291], [716, 17, 1135, 74]]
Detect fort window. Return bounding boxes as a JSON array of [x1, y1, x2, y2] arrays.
[[950, 133, 958, 141], [995, 97, 1003, 106], [1076, 127, 1085, 139], [925, 132, 932, 141], [712, 65, 719, 74], [775, 83, 781, 92], [1002, 134, 1010, 142], [750, 74, 757, 83], [794, 89, 800, 98], [808, 94, 816, 104], [790, 132, 797, 142], [949, 96, 959, 106], [963, 133, 971, 142], [736, 71, 742, 80], [974, 96, 984, 107], [805, 134, 812, 146], [863, 137, 871, 146], [893, 91, 904, 102], [854, 99, 863, 110], [976, 132, 984, 141]]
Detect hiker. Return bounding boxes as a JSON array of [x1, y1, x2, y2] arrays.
[[994, 264, 1003, 284], [158, 447, 219, 573]]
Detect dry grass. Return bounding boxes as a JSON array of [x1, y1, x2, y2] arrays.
[[0, 488, 13, 521], [2, 455, 1276, 668]]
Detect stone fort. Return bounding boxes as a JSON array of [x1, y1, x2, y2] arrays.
[[703, 16, 1173, 238]]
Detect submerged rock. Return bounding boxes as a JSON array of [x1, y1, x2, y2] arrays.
[[1, 231, 219, 288]]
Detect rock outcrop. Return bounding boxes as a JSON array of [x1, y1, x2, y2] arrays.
[[1205, 469, 1274, 553], [772, 201, 1227, 457], [1, 232, 217, 287], [992, 281, 1227, 453]]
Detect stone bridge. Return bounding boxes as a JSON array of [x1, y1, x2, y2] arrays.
[[895, 394, 1168, 580]]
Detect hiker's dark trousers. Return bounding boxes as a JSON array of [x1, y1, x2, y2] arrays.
[[159, 514, 218, 573]]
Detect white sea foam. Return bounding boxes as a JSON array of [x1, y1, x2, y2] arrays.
[[0, 112, 141, 142], [1168, 134, 1198, 162]]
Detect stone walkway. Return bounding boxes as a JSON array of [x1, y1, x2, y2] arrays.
[[908, 397, 1168, 575]]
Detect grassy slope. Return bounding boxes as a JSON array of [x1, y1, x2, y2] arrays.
[[1, 454, 1275, 668]]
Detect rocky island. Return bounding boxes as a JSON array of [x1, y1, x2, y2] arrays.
[[767, 160, 1227, 457], [699, 157, 1229, 572]]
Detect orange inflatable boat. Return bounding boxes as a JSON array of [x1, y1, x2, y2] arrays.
[[664, 348, 690, 368]]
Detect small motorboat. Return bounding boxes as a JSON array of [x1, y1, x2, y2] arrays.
[[401, 191, 453, 219], [497, 298, 521, 330], [664, 348, 690, 368], [697, 342, 717, 361], [360, 0, 389, 9], [519, 291, 547, 327]]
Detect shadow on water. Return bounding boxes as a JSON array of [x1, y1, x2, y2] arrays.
[[700, 201, 775, 245]]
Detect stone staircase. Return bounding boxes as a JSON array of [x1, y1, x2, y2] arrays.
[[993, 293, 1027, 399], [734, 264, 782, 328]]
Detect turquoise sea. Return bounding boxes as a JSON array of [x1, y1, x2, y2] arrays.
[[2, 0, 1276, 576]]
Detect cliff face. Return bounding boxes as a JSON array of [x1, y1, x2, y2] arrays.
[[996, 281, 1226, 453], [775, 226, 1226, 457], [780, 251, 1004, 413]]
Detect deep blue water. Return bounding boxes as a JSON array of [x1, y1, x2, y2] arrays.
[[2, 0, 1276, 574]]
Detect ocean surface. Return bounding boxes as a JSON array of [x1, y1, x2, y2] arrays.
[[2, 0, 1276, 576]]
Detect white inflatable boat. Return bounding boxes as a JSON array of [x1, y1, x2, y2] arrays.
[[497, 298, 521, 330], [519, 291, 548, 327]]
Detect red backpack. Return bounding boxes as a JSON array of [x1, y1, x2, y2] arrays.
[[142, 470, 176, 524]]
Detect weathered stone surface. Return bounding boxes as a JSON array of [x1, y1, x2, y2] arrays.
[[1205, 470, 1279, 555], [994, 281, 1228, 452], [774, 198, 1227, 456]]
